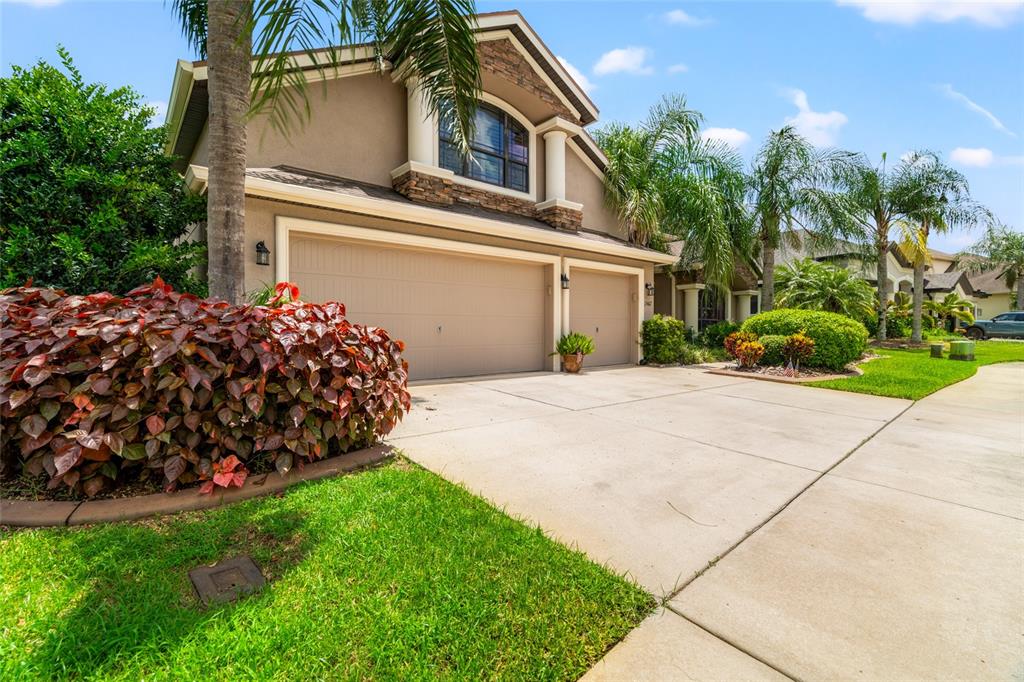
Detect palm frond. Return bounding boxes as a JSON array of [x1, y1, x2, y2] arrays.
[[170, 0, 209, 58]]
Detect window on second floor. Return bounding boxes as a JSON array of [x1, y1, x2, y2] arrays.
[[439, 103, 528, 193]]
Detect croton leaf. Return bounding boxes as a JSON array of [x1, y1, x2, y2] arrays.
[[20, 414, 47, 439]]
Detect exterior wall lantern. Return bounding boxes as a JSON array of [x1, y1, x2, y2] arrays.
[[255, 241, 271, 266], [560, 273, 570, 290], [644, 282, 656, 297]]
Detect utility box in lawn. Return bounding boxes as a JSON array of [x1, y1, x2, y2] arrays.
[[949, 340, 975, 361]]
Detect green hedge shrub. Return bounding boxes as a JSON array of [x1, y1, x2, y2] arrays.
[[758, 334, 787, 366], [700, 321, 739, 348], [741, 309, 868, 370], [642, 314, 689, 364]]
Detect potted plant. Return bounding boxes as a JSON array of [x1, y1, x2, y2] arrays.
[[553, 332, 595, 373]]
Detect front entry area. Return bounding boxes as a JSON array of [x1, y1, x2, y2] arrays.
[[289, 232, 550, 381]]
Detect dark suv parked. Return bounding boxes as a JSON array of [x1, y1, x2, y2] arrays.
[[965, 312, 1024, 340]]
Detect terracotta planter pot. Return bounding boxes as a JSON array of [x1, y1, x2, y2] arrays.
[[562, 353, 584, 373]]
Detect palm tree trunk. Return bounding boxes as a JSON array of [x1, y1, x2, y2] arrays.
[[1017, 273, 1024, 310], [205, 0, 251, 304], [761, 238, 775, 312], [911, 260, 925, 343], [876, 238, 888, 340], [910, 220, 929, 344]]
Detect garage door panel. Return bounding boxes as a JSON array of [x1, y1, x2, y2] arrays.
[[290, 233, 548, 380], [570, 269, 632, 367]]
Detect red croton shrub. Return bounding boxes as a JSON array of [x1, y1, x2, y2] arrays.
[[0, 278, 411, 497]]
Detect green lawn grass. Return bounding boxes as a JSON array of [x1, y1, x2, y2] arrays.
[[0, 460, 652, 681], [808, 340, 1024, 400]]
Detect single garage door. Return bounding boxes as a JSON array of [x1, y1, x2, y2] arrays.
[[570, 268, 632, 367], [289, 233, 548, 380]]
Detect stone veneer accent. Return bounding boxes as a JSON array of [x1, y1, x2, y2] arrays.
[[477, 39, 578, 123], [392, 170, 582, 232], [536, 204, 581, 232]]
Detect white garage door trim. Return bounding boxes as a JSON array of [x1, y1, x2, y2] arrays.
[[562, 257, 644, 365], [275, 216, 562, 371]]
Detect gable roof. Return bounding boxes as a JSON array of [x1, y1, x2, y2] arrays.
[[968, 268, 1011, 295], [164, 10, 597, 171], [923, 271, 975, 295]]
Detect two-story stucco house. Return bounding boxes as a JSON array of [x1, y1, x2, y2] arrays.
[[163, 11, 676, 381]]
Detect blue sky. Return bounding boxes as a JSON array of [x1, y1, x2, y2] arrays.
[[3, 0, 1022, 252]]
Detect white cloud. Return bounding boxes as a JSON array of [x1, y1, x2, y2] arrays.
[[782, 88, 849, 146], [667, 63, 689, 74], [664, 9, 712, 26], [836, 1, 1024, 27], [593, 47, 654, 76], [701, 127, 751, 149], [556, 56, 596, 94], [950, 146, 995, 166], [146, 101, 168, 127], [937, 83, 1016, 137], [950, 146, 1024, 167], [4, 0, 64, 6]]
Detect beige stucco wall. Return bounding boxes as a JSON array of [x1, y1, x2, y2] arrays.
[[564, 147, 627, 240], [192, 123, 209, 167], [245, 74, 407, 187], [975, 293, 1013, 319]]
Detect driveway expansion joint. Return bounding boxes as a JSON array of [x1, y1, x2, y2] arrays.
[[663, 605, 801, 682], [661, 400, 915, 605], [825, 471, 1024, 521]]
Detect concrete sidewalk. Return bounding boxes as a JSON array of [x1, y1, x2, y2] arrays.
[[591, 363, 1024, 681]]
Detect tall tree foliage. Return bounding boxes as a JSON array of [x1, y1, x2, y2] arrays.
[[774, 258, 876, 320], [958, 224, 1024, 311], [892, 151, 988, 343], [815, 152, 962, 340], [595, 95, 753, 287], [747, 126, 852, 313], [171, 0, 481, 303], [0, 49, 206, 294]]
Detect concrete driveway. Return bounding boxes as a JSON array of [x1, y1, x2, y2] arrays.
[[389, 363, 1024, 680]]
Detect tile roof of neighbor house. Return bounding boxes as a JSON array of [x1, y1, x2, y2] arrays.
[[968, 268, 1012, 295], [923, 271, 975, 294], [245, 165, 658, 254], [772, 229, 864, 265]]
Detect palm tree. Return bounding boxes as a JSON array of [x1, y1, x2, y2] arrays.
[[747, 126, 852, 312], [892, 152, 988, 343], [774, 258, 875, 319], [595, 95, 753, 287], [958, 224, 1024, 311], [821, 152, 955, 340], [924, 292, 975, 332], [171, 0, 481, 303]]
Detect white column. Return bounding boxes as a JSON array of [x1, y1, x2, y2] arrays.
[[406, 79, 435, 165], [724, 292, 733, 323], [737, 294, 752, 323], [543, 130, 567, 202], [680, 284, 704, 334]]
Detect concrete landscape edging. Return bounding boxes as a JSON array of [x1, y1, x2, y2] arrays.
[[705, 366, 863, 384], [0, 444, 394, 529]]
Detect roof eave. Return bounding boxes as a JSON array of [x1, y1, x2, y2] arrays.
[[188, 165, 674, 265]]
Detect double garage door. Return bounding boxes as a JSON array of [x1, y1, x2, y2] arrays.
[[289, 232, 633, 381]]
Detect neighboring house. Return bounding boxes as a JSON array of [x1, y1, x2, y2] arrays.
[[163, 10, 675, 380], [651, 241, 761, 332], [771, 229, 1011, 319]]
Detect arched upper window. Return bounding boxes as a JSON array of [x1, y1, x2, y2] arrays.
[[439, 102, 528, 193]]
